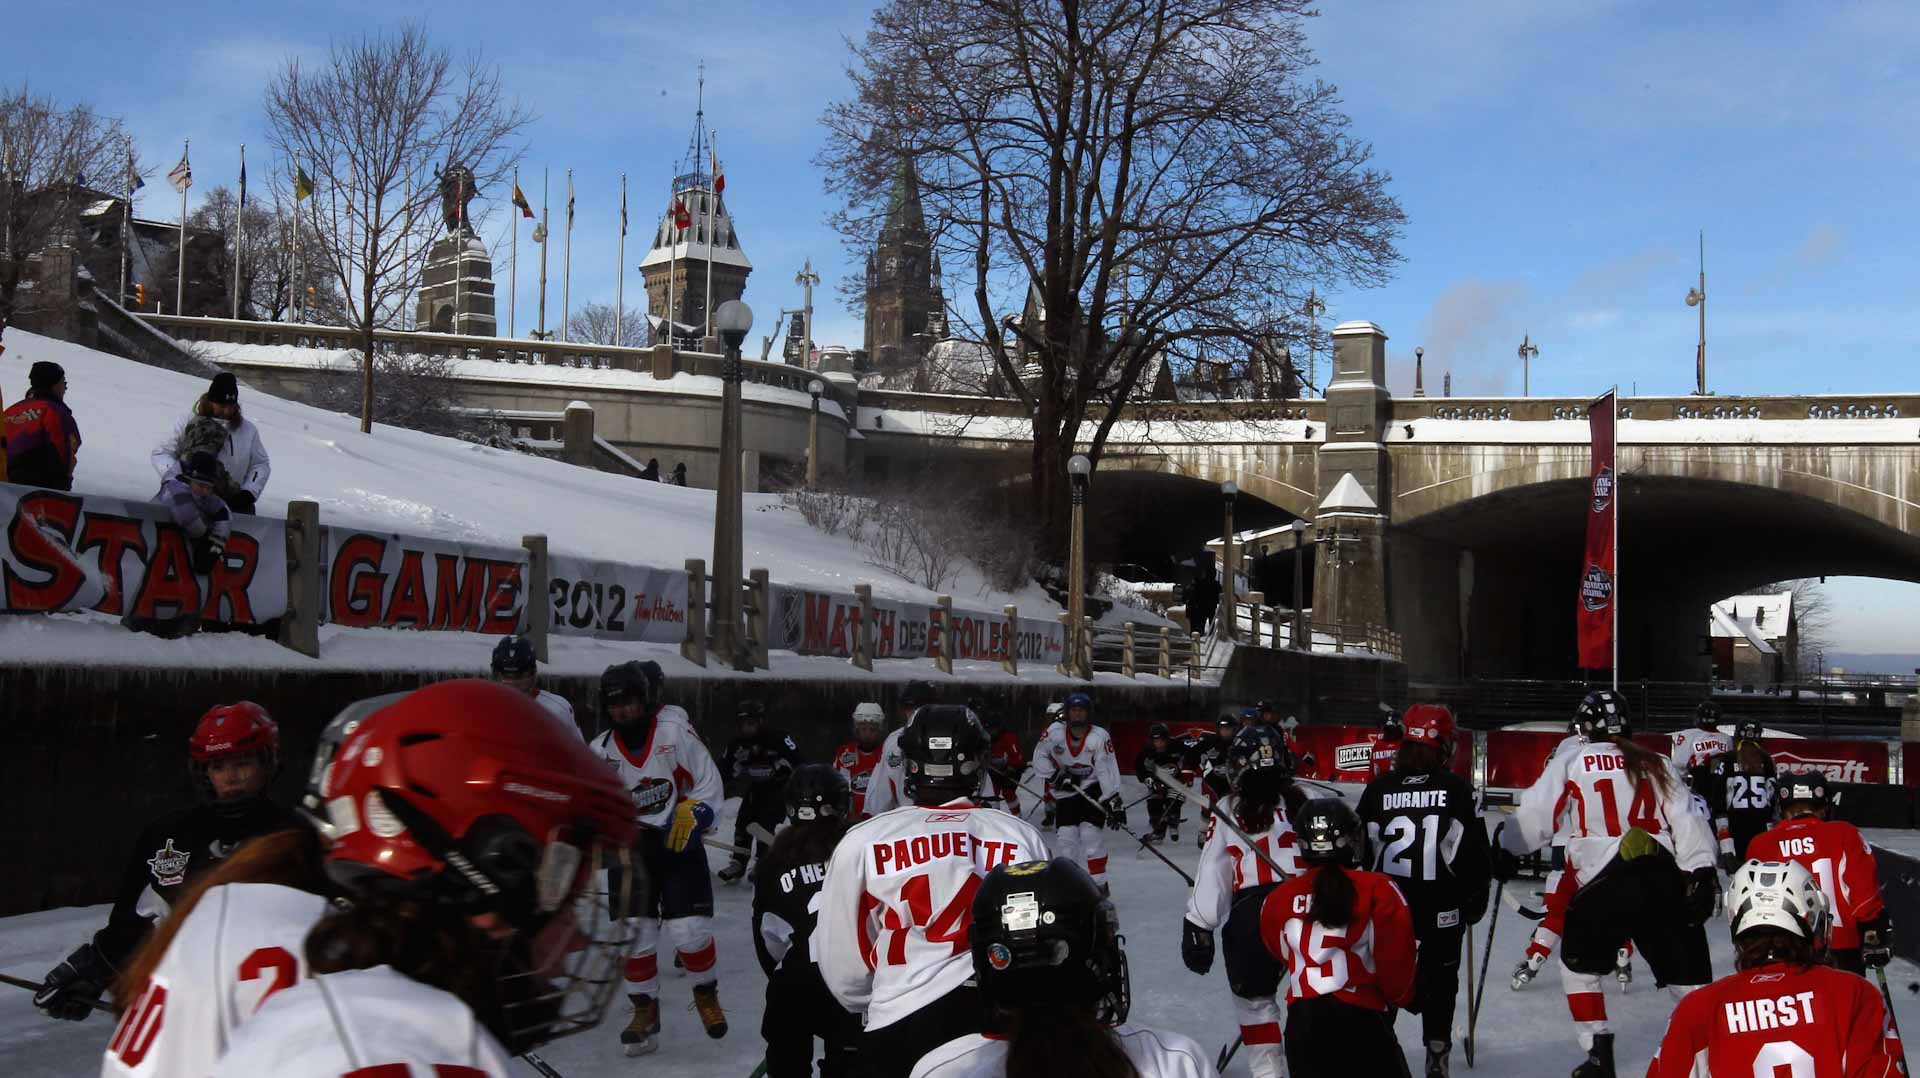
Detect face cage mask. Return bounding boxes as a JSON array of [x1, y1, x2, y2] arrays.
[[490, 841, 638, 1053], [191, 747, 276, 816]]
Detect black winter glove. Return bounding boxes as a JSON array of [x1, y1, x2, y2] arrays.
[[34, 942, 112, 1022], [1105, 795, 1126, 830], [1463, 881, 1490, 926], [1489, 824, 1523, 883], [1181, 919, 1215, 975], [1719, 850, 1742, 874], [1862, 919, 1893, 969], [1684, 867, 1719, 927], [1041, 803, 1057, 830], [226, 490, 257, 515]]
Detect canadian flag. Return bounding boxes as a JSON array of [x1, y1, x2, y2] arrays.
[[710, 134, 725, 198], [672, 197, 691, 230]]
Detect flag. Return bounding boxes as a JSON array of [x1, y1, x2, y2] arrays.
[[238, 151, 247, 209], [710, 135, 725, 198], [74, 171, 87, 186], [566, 174, 575, 229], [294, 167, 314, 201], [673, 196, 690, 230], [168, 150, 192, 193], [128, 151, 144, 195], [620, 183, 628, 237], [512, 180, 533, 218], [1576, 390, 1617, 669]]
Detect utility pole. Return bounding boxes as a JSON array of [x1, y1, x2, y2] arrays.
[[1685, 231, 1707, 395]]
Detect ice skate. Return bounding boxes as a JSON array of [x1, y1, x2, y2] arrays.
[[691, 981, 729, 1039], [1169, 826, 1180, 842], [621, 993, 661, 1057], [1570, 1033, 1614, 1078], [1511, 952, 1545, 990], [1614, 947, 1632, 986], [717, 856, 749, 885], [1424, 1039, 1450, 1078]]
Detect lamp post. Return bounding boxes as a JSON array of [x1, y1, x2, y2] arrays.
[[806, 378, 824, 489], [1413, 346, 1426, 398], [1288, 518, 1311, 649], [1220, 481, 1238, 640], [1068, 454, 1092, 679], [1517, 335, 1539, 397], [1685, 231, 1706, 395], [710, 299, 754, 671], [796, 260, 820, 369]]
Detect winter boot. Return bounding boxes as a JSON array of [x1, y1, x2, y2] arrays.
[[1570, 1034, 1614, 1078], [1614, 948, 1632, 987], [1511, 952, 1546, 990], [621, 993, 661, 1057], [1425, 1040, 1451, 1078], [717, 856, 749, 885], [691, 981, 728, 1039]]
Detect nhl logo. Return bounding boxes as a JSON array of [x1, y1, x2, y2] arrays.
[[1581, 565, 1613, 611], [1591, 466, 1614, 513]]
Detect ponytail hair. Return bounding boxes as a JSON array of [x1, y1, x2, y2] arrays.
[[1737, 740, 1771, 774], [1734, 928, 1815, 971], [1393, 741, 1444, 774], [1309, 864, 1358, 928], [1603, 734, 1672, 799], [1003, 1003, 1141, 1078], [754, 815, 849, 892]]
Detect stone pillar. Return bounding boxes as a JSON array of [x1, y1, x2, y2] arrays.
[[1312, 472, 1388, 646], [415, 230, 498, 336], [562, 402, 595, 467], [1313, 321, 1394, 640]]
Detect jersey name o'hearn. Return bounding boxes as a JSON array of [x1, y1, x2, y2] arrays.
[[1723, 990, 1817, 1034], [870, 829, 1024, 875], [1377, 789, 1451, 811]]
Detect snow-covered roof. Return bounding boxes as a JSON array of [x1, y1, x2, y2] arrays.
[[637, 182, 752, 271], [80, 199, 118, 218], [1710, 606, 1778, 653], [1711, 593, 1792, 640]]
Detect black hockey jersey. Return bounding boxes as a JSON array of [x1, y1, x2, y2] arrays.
[[1135, 745, 1184, 792], [1694, 749, 1777, 858], [1356, 768, 1490, 933], [1184, 734, 1234, 798], [752, 855, 829, 980], [95, 798, 300, 966], [723, 728, 804, 792]]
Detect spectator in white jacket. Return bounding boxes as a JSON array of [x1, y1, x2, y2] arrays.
[[152, 372, 271, 513]]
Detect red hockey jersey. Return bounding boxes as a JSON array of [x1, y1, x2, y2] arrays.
[[1258, 866, 1416, 1011], [1369, 737, 1399, 779], [1746, 817, 1885, 951], [1646, 961, 1901, 1077], [833, 741, 885, 817]]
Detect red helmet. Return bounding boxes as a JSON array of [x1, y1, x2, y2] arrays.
[[317, 680, 639, 1049], [189, 702, 280, 809], [1401, 704, 1456, 752]]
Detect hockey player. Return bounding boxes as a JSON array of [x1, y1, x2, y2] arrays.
[[36, 702, 295, 1024], [863, 680, 936, 818], [1492, 689, 1719, 1078], [1670, 700, 1732, 784], [1135, 723, 1186, 841], [816, 705, 1049, 1078], [1647, 858, 1903, 1077], [719, 700, 804, 884], [1357, 704, 1490, 1077], [913, 858, 1217, 1078], [1186, 716, 1239, 844], [490, 633, 580, 741], [1259, 798, 1417, 1078], [982, 706, 1028, 818], [1032, 690, 1126, 891], [753, 764, 861, 1078], [1696, 717, 1778, 869], [1181, 725, 1304, 1078], [834, 702, 888, 819], [211, 679, 642, 1076], [1370, 707, 1403, 779], [1746, 770, 1889, 975], [1511, 712, 1594, 990], [587, 659, 730, 1054]]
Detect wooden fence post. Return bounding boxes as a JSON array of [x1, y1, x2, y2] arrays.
[[935, 595, 954, 675], [854, 585, 874, 671], [278, 500, 321, 658], [1247, 591, 1264, 647], [1002, 604, 1019, 676], [748, 568, 770, 670], [681, 558, 708, 667], [521, 534, 549, 662], [1158, 627, 1171, 678], [1122, 622, 1136, 678], [1056, 612, 1072, 676], [1080, 615, 1095, 681]]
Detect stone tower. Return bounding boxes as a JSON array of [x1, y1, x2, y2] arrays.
[[639, 172, 752, 347], [863, 157, 946, 373]]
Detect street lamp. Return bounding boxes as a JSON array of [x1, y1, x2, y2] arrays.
[[711, 298, 754, 671], [1517, 335, 1539, 397], [1068, 454, 1092, 679], [1288, 518, 1311, 649], [806, 378, 825, 489], [1220, 480, 1239, 640], [1685, 231, 1707, 395], [1413, 346, 1426, 398]]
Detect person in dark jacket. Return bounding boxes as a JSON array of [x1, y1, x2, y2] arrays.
[[1133, 723, 1186, 842], [640, 457, 661, 481], [3, 360, 81, 490], [1186, 563, 1221, 637], [124, 452, 233, 638], [752, 765, 860, 1078], [718, 700, 804, 884], [671, 461, 689, 486], [151, 371, 271, 513]]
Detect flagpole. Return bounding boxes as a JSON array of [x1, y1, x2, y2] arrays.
[[616, 171, 626, 347], [537, 168, 549, 338], [1611, 385, 1620, 691], [561, 167, 573, 343], [704, 130, 715, 341], [666, 181, 677, 348], [294, 163, 304, 323], [510, 167, 520, 339], [176, 139, 189, 315], [232, 144, 244, 319], [119, 138, 132, 308], [453, 173, 463, 336]]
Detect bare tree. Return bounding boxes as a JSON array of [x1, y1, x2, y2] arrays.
[[187, 185, 281, 318], [264, 27, 530, 433], [566, 300, 647, 347], [0, 84, 132, 331], [820, 0, 1401, 544], [1755, 578, 1834, 675]]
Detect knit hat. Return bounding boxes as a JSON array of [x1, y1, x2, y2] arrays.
[[181, 451, 223, 485], [208, 372, 239, 405], [29, 361, 64, 391]]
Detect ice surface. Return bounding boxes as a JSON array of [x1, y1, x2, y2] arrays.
[[7, 785, 1920, 1077]]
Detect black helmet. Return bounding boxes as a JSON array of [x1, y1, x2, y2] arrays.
[[1295, 798, 1365, 868], [1381, 706, 1404, 741], [1735, 717, 1765, 743], [1149, 722, 1170, 741], [901, 704, 988, 805], [1574, 689, 1630, 740], [786, 764, 851, 823], [970, 858, 1129, 1025], [969, 697, 1001, 731], [1229, 725, 1294, 802], [491, 634, 537, 677], [1695, 700, 1722, 730], [1778, 770, 1831, 810], [600, 660, 662, 733], [901, 680, 937, 711], [738, 700, 767, 725]]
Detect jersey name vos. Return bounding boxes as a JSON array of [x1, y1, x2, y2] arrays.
[[212, 965, 514, 1077], [910, 1025, 1218, 1078], [1185, 795, 1302, 932], [1646, 962, 1901, 1078], [1746, 817, 1885, 951], [1258, 868, 1416, 1011], [1510, 743, 1716, 885], [589, 706, 723, 831]]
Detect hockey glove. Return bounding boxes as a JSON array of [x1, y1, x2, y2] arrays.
[[1463, 880, 1491, 926], [1718, 850, 1742, 874], [1041, 803, 1057, 831], [1181, 919, 1215, 975], [668, 800, 715, 853], [34, 942, 112, 1021], [1861, 919, 1893, 969], [1489, 823, 1523, 883], [1104, 795, 1126, 830], [1683, 866, 1719, 927]]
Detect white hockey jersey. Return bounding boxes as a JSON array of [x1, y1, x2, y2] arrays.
[[1184, 796, 1303, 931], [213, 965, 514, 1077], [533, 689, 582, 742], [861, 727, 909, 818], [1503, 741, 1716, 885], [912, 1024, 1218, 1078], [588, 705, 724, 831], [1032, 724, 1122, 800], [1670, 728, 1733, 774], [816, 799, 1048, 1031], [101, 882, 329, 1078]]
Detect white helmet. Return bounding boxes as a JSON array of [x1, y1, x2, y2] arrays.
[[1726, 859, 1829, 944], [1046, 702, 1064, 716], [853, 702, 885, 727]]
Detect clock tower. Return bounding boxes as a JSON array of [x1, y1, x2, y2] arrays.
[[863, 157, 946, 374]]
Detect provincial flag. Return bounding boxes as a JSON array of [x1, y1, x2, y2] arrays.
[[566, 173, 575, 229], [128, 156, 144, 194], [168, 149, 192, 193], [294, 167, 314, 201], [620, 179, 628, 237], [238, 150, 247, 209], [673, 196, 690, 230], [512, 180, 534, 218]]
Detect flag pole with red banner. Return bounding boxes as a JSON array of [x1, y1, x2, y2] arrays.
[[1577, 387, 1619, 686]]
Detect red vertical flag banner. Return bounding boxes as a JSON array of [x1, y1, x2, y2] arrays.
[[1577, 391, 1617, 668]]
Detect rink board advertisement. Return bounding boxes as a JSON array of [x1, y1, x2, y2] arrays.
[[0, 482, 286, 626], [1290, 724, 1472, 782], [766, 583, 1067, 665], [1483, 729, 1890, 790], [321, 528, 526, 633], [545, 554, 689, 643]]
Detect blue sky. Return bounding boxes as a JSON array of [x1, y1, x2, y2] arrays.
[[15, 0, 1919, 652]]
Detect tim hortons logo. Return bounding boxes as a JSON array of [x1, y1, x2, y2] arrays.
[[1335, 743, 1373, 772], [1591, 466, 1614, 512], [1581, 565, 1613, 612], [1775, 756, 1871, 785]]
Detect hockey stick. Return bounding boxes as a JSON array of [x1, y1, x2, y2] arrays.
[[1873, 966, 1911, 1076], [1465, 880, 1503, 1068], [747, 822, 778, 847], [1216, 1034, 1243, 1073], [523, 1051, 565, 1077], [0, 972, 115, 1013], [1150, 765, 1295, 881], [992, 767, 1194, 887], [1464, 919, 1475, 1070], [702, 834, 751, 857]]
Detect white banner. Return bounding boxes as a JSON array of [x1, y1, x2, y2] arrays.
[[0, 482, 286, 626], [768, 584, 1067, 665], [546, 554, 689, 642], [321, 528, 526, 633]]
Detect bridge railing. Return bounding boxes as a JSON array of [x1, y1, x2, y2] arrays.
[[1393, 394, 1915, 423], [1086, 618, 1203, 680], [1226, 594, 1402, 661]]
